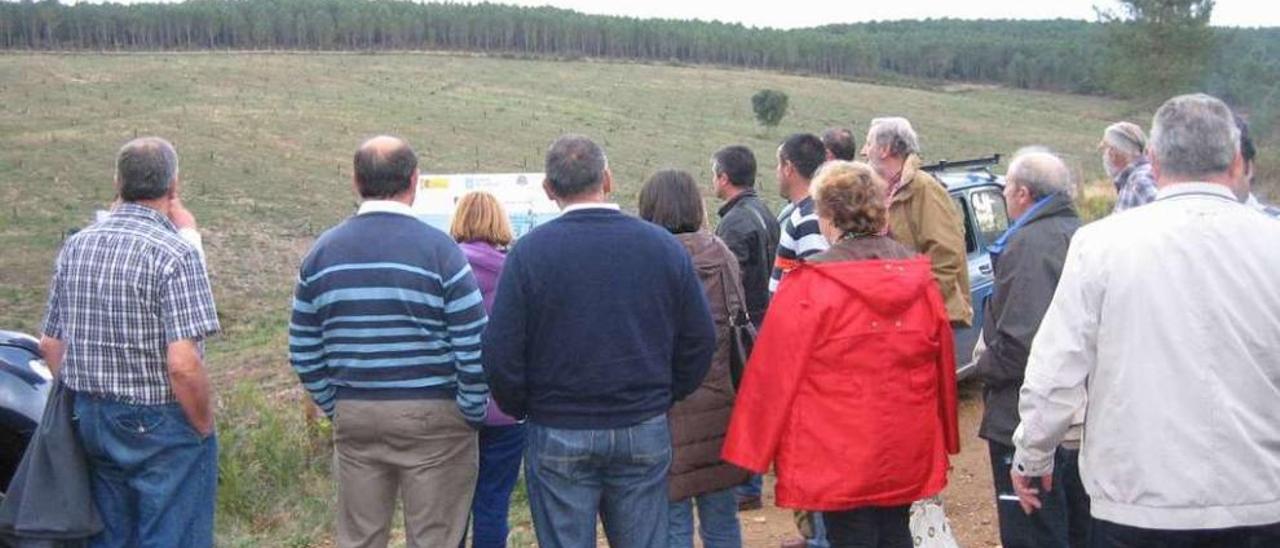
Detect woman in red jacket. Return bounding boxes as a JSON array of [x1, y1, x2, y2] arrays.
[[721, 161, 960, 548]]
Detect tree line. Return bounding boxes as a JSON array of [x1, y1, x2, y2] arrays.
[[2, 0, 1277, 132]]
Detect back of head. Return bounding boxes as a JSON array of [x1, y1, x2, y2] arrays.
[[712, 145, 757, 188], [811, 161, 888, 236], [545, 135, 607, 199], [639, 169, 704, 234], [780, 133, 827, 180], [117, 137, 179, 202], [1149, 94, 1240, 182], [451, 191, 514, 247], [1008, 147, 1074, 200], [822, 128, 858, 161], [354, 136, 418, 199], [867, 117, 920, 159], [1102, 122, 1147, 159]]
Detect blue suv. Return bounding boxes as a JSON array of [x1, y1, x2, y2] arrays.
[[925, 156, 1010, 380]]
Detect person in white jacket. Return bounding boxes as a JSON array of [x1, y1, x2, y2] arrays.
[[1010, 93, 1280, 546]]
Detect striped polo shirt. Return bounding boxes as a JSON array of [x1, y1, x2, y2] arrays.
[[769, 196, 829, 293]]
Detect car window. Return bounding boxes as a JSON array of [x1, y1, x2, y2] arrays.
[[970, 188, 1010, 249], [951, 195, 978, 254]]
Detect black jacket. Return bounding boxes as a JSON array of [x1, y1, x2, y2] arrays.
[[976, 193, 1081, 446], [0, 382, 102, 546], [715, 189, 780, 325]]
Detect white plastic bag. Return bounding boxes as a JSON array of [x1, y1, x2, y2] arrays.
[[909, 496, 961, 548]]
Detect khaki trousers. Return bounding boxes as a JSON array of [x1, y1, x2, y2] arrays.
[[333, 399, 478, 548]]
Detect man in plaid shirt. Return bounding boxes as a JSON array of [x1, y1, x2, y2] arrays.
[[39, 137, 221, 547], [1100, 122, 1159, 213]]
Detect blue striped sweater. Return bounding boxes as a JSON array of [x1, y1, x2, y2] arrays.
[[289, 207, 489, 424]]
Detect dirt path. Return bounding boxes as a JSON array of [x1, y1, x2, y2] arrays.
[[739, 381, 999, 547]]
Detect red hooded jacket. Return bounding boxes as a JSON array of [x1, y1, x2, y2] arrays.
[[721, 256, 960, 511]]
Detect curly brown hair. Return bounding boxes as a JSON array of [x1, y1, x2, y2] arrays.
[[810, 161, 888, 237]]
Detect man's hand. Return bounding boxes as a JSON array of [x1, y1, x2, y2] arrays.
[[38, 335, 66, 376], [1010, 469, 1053, 514], [167, 339, 214, 437], [169, 197, 198, 230]]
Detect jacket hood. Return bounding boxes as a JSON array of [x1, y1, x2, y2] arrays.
[[459, 240, 506, 277], [803, 256, 935, 316], [677, 231, 734, 276]]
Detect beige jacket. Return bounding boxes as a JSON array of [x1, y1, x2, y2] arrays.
[[887, 154, 973, 326]]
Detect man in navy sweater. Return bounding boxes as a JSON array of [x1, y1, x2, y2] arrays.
[[289, 136, 488, 548], [483, 135, 716, 548]]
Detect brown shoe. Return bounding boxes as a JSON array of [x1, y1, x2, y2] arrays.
[[736, 495, 763, 512]]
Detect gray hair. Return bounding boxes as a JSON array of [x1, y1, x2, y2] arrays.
[[117, 137, 179, 202], [1149, 94, 1240, 181], [1007, 147, 1073, 200], [867, 117, 920, 158], [1101, 122, 1147, 158], [545, 135, 608, 199]]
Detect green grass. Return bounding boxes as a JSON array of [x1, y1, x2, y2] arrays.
[[216, 382, 334, 547], [0, 52, 1273, 546]]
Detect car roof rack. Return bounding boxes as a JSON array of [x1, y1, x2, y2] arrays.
[[921, 154, 1002, 177]]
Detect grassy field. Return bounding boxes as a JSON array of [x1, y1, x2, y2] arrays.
[[1, 52, 1274, 546]]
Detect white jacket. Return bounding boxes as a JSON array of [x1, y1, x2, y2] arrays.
[[1013, 183, 1280, 530]]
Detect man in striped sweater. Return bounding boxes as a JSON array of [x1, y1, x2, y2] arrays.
[[770, 133, 831, 294], [769, 133, 833, 548], [289, 136, 488, 548]]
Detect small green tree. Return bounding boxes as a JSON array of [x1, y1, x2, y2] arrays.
[[751, 89, 789, 130]]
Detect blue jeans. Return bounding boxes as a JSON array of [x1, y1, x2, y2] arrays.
[[735, 475, 763, 499], [73, 394, 218, 548], [668, 488, 742, 548], [809, 513, 829, 548], [989, 441, 1090, 548], [524, 415, 672, 548], [464, 423, 526, 548]]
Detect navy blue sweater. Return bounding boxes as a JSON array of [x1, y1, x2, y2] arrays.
[[289, 211, 489, 424], [482, 208, 716, 429]]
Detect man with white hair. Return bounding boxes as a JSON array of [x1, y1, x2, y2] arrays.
[[977, 148, 1089, 548], [1099, 121, 1157, 213], [1012, 94, 1280, 545], [862, 117, 972, 326]]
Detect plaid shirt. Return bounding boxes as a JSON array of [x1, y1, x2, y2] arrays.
[[43, 203, 220, 404], [1112, 158, 1159, 213]]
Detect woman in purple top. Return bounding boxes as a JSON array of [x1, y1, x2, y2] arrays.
[[451, 191, 521, 547]]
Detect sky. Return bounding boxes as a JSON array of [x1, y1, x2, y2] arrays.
[[497, 0, 1280, 29]]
